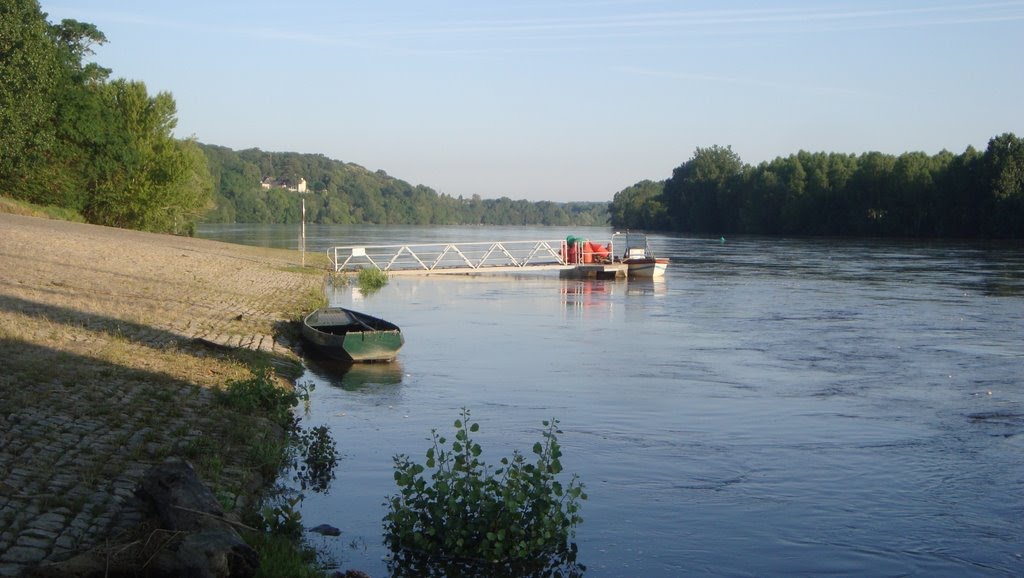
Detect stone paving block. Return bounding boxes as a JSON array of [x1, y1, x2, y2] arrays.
[[53, 535, 76, 551], [0, 544, 45, 564], [19, 527, 58, 541], [28, 512, 66, 534], [14, 534, 50, 550]]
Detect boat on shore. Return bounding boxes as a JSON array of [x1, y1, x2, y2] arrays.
[[301, 307, 404, 362], [613, 232, 668, 278]]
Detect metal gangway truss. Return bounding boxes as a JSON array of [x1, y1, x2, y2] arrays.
[[328, 239, 573, 275]]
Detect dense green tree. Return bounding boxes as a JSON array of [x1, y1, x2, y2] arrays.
[[984, 133, 1024, 237], [0, 0, 60, 195], [846, 151, 897, 235], [742, 159, 785, 233], [890, 151, 941, 235], [1, 3, 212, 234], [234, 189, 272, 223], [985, 133, 1024, 201], [817, 153, 858, 234], [609, 180, 666, 230], [663, 145, 745, 233], [939, 145, 986, 236], [158, 139, 214, 234], [610, 136, 1023, 238], [83, 80, 212, 231], [35, 19, 111, 211]]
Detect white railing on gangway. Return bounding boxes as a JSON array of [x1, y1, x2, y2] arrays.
[[328, 240, 574, 273]]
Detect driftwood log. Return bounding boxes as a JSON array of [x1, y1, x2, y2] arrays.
[[135, 460, 259, 577], [26, 460, 258, 578]]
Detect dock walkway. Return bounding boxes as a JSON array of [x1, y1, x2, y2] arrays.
[[327, 239, 627, 278]]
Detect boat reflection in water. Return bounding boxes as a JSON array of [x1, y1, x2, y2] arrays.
[[559, 279, 616, 309], [303, 354, 405, 392], [625, 277, 667, 297]]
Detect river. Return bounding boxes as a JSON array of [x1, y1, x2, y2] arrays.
[[199, 224, 1024, 576]]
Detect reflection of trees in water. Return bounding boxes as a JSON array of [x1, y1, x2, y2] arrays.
[[291, 424, 338, 494]]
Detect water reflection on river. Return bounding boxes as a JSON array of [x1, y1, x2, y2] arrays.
[[199, 225, 1024, 576]]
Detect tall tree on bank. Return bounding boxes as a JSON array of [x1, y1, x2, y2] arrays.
[[984, 133, 1024, 238], [609, 180, 667, 230], [663, 145, 745, 233], [83, 80, 212, 233], [0, 0, 59, 195], [0, 1, 212, 234], [36, 17, 110, 211]]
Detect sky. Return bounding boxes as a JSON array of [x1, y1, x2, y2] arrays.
[[39, 1, 1024, 202]]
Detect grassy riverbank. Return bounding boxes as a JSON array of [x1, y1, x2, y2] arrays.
[[0, 212, 329, 574]]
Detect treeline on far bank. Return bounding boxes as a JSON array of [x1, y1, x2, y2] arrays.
[[610, 133, 1024, 239], [201, 144, 610, 227]]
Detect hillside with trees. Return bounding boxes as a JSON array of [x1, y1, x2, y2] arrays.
[[199, 145, 610, 227], [610, 136, 1024, 239]]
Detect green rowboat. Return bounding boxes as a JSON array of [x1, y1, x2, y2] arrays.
[[301, 307, 404, 363]]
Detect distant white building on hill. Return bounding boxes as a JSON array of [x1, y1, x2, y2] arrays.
[[260, 177, 307, 193]]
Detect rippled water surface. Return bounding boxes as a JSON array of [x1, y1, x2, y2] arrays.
[[200, 225, 1024, 576]]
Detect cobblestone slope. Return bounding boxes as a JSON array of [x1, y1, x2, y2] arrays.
[[0, 214, 324, 576]]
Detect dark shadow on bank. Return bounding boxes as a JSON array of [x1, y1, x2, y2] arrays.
[[0, 294, 305, 376], [0, 336, 214, 404], [0, 335, 287, 577], [0, 336, 227, 520]]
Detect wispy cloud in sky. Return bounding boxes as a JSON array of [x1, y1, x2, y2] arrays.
[[342, 1, 1024, 42], [615, 66, 877, 98], [55, 1, 1024, 54]]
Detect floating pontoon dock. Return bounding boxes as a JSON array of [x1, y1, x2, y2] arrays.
[[327, 239, 627, 278]]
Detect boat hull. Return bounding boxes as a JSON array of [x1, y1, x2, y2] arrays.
[[624, 258, 669, 278], [302, 307, 404, 362]]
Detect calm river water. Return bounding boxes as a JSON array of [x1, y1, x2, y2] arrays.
[[199, 224, 1024, 577]]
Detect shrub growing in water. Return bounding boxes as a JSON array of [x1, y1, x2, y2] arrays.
[[383, 409, 586, 570], [356, 267, 389, 293]]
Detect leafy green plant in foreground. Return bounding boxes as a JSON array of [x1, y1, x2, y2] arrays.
[[384, 409, 586, 568]]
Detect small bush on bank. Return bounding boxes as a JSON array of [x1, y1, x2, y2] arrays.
[[356, 267, 389, 293], [247, 531, 328, 578], [384, 409, 586, 571], [216, 364, 305, 428], [218, 365, 342, 576]]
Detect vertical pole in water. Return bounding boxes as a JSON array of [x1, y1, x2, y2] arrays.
[[301, 198, 306, 267]]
